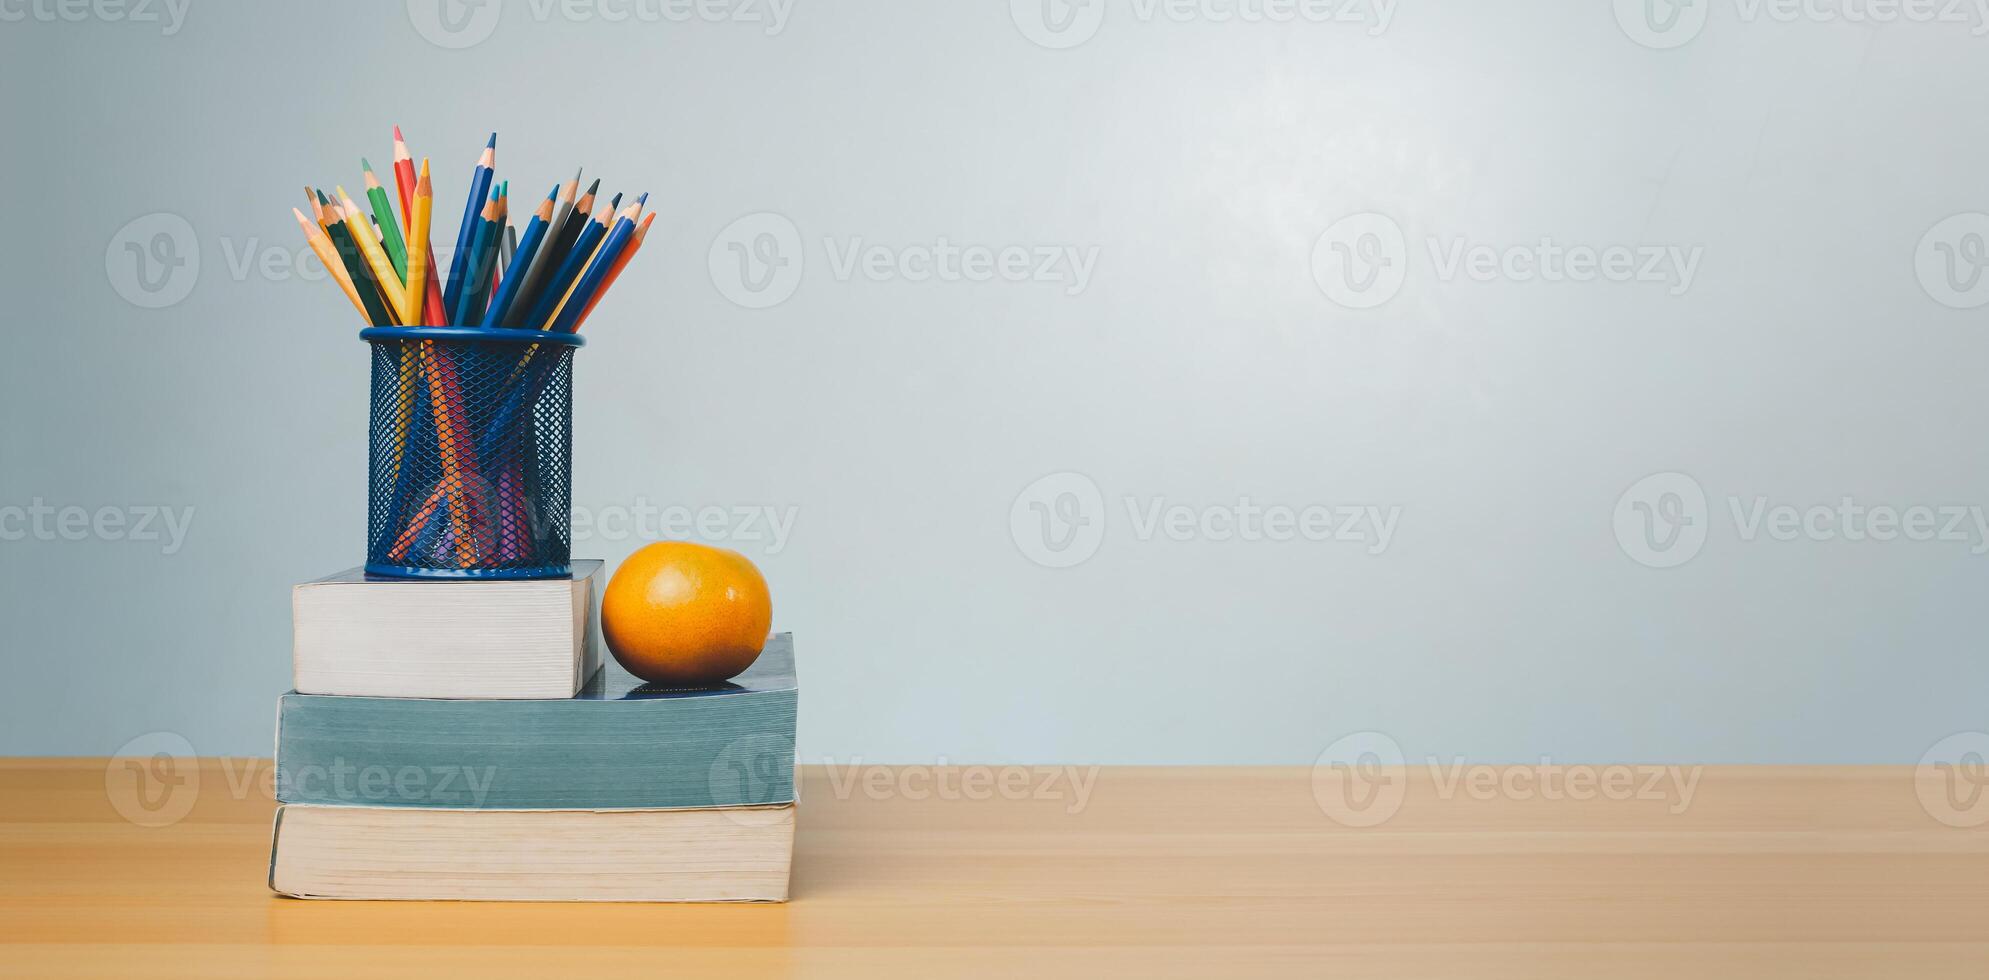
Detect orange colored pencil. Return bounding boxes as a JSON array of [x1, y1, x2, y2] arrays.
[[293, 207, 367, 319], [574, 211, 653, 330]]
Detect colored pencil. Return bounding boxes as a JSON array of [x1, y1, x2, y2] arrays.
[[442, 134, 496, 323], [482, 186, 557, 328], [450, 187, 502, 328], [540, 177, 598, 281], [507, 169, 578, 322], [473, 182, 508, 319], [402, 161, 434, 328], [575, 211, 653, 331], [319, 193, 394, 326], [293, 207, 367, 319], [362, 160, 408, 281], [393, 129, 447, 326], [390, 126, 417, 222], [338, 186, 410, 323], [549, 197, 642, 334], [520, 201, 611, 331]]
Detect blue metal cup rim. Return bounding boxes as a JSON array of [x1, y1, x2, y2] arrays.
[[359, 326, 586, 348], [364, 561, 576, 580]]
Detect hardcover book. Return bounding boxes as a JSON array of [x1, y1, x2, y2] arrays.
[[275, 633, 798, 811], [291, 560, 605, 699]]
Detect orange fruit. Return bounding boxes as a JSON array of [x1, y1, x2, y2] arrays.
[[602, 542, 773, 686]]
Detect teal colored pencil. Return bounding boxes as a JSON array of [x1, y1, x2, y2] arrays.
[[450, 188, 501, 327]]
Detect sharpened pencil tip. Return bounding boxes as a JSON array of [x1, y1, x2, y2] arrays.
[[487, 133, 497, 148], [547, 184, 560, 199], [636, 192, 648, 206], [584, 178, 600, 195], [361, 157, 374, 173], [316, 189, 330, 204], [393, 124, 404, 141]]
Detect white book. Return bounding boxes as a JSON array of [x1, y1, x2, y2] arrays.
[[268, 803, 794, 902], [291, 560, 603, 699]]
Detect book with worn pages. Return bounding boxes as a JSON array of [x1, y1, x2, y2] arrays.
[[275, 634, 798, 810], [269, 803, 794, 902]]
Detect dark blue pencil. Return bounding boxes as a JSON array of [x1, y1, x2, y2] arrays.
[[519, 200, 612, 331], [549, 195, 644, 334], [441, 134, 495, 323], [449, 187, 501, 328], [483, 186, 559, 327]]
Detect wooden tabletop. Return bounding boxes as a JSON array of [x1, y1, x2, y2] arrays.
[[2, 760, 1984, 978]]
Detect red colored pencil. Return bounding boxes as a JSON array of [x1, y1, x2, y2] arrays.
[[394, 127, 448, 326]]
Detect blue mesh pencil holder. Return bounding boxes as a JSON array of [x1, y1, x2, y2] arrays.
[[361, 327, 584, 579]]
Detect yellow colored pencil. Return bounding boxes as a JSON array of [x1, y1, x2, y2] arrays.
[[293, 207, 367, 319], [336, 186, 410, 322], [403, 161, 434, 328]]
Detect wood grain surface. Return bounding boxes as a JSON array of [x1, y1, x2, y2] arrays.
[[2, 760, 1984, 978]]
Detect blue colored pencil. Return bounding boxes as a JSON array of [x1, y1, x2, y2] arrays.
[[483, 186, 559, 327], [549, 195, 644, 334], [519, 201, 612, 331], [441, 134, 496, 323]]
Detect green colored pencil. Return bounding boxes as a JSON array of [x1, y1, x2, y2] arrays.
[[361, 159, 408, 281]]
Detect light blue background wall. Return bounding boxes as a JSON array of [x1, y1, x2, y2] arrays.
[[3, 0, 1986, 763]]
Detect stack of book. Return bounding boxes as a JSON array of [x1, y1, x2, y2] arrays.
[[267, 561, 798, 901]]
